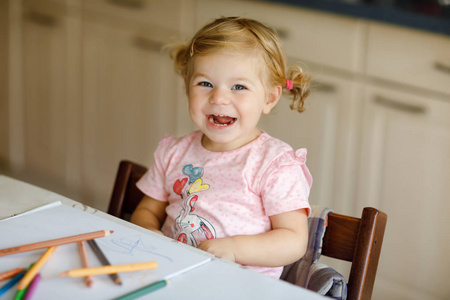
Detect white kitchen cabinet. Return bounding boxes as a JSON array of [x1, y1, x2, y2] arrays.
[[19, 0, 82, 198], [10, 0, 190, 210], [80, 12, 181, 210], [357, 85, 450, 300], [366, 22, 450, 96]]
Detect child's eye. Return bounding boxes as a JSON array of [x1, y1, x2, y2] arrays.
[[199, 82, 213, 88], [232, 85, 246, 90]]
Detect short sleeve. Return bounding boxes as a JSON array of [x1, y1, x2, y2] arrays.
[[136, 135, 176, 202], [260, 148, 312, 217]]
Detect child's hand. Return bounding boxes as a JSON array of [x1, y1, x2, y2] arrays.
[[198, 237, 237, 262]]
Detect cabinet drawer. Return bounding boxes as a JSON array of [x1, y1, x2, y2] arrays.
[[366, 22, 450, 96], [82, 0, 184, 32], [22, 0, 67, 17], [195, 0, 365, 73]]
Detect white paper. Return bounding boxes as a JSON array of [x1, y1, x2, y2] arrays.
[[0, 203, 211, 299]]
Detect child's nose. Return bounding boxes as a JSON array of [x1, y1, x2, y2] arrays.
[[209, 88, 230, 105]]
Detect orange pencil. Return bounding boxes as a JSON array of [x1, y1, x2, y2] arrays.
[[77, 242, 93, 287], [0, 268, 25, 281], [60, 261, 158, 278], [0, 230, 113, 257]]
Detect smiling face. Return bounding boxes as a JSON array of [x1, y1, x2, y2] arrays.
[[187, 52, 281, 152]]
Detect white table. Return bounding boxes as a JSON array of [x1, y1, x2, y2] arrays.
[[0, 175, 324, 300]]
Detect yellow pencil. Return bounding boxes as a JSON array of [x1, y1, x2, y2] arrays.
[[60, 261, 158, 278], [18, 246, 57, 290]]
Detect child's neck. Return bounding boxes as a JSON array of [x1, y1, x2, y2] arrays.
[[200, 131, 262, 152]]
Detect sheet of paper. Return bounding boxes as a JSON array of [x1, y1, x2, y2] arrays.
[[0, 202, 211, 299]]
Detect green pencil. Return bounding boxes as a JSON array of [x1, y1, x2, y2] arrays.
[[114, 279, 169, 300], [13, 263, 34, 300], [13, 288, 26, 300]]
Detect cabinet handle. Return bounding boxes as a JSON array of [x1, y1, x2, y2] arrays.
[[133, 36, 162, 52], [25, 11, 57, 27], [312, 81, 337, 94], [434, 61, 450, 75], [107, 0, 144, 9], [374, 96, 426, 114]]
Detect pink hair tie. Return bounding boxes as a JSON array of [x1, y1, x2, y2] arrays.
[[286, 79, 293, 90]]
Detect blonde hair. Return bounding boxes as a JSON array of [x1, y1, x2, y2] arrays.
[[170, 17, 311, 113]]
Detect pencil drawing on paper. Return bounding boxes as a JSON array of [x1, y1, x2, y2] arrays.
[[99, 234, 174, 263]]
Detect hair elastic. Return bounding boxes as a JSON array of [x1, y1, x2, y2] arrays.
[[286, 79, 293, 91]]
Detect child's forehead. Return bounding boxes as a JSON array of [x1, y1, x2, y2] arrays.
[[191, 50, 268, 77], [197, 51, 258, 64]]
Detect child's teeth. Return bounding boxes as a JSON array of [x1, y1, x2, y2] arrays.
[[209, 114, 236, 126]]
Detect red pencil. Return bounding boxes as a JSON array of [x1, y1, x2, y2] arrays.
[[78, 242, 93, 287], [0, 268, 25, 281], [0, 230, 113, 257]]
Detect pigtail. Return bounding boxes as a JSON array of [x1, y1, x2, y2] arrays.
[[285, 65, 311, 113], [168, 42, 191, 77]]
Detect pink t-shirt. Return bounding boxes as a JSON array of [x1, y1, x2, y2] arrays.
[[136, 130, 312, 278]]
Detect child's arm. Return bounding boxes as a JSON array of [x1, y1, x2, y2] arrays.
[[197, 208, 308, 267], [130, 195, 168, 235]]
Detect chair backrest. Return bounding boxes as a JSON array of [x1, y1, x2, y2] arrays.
[[321, 207, 387, 300], [107, 160, 148, 221], [107, 160, 387, 300]]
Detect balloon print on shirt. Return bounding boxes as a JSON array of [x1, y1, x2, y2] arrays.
[[172, 164, 216, 247]]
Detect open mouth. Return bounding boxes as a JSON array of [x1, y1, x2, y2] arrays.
[[207, 114, 237, 127]]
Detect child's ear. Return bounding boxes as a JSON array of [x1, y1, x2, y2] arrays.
[[263, 85, 282, 114]]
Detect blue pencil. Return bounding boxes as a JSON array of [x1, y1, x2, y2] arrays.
[[114, 280, 169, 300], [0, 272, 25, 297]]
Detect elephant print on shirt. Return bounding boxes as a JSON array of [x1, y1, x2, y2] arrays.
[[172, 164, 216, 246]]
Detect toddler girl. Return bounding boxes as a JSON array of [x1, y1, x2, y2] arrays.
[[131, 17, 312, 279]]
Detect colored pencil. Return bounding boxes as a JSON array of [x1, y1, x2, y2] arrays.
[[0, 230, 113, 257], [12, 264, 33, 300], [13, 286, 26, 300], [23, 273, 41, 300], [0, 268, 25, 281], [87, 239, 122, 285], [77, 242, 93, 287], [114, 279, 169, 300], [18, 247, 57, 290], [60, 261, 158, 278], [0, 272, 24, 297]]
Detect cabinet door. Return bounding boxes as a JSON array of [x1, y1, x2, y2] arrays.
[[21, 4, 69, 185], [81, 18, 179, 210], [366, 22, 450, 96], [259, 72, 362, 215], [357, 86, 450, 300]]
